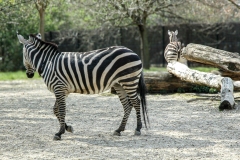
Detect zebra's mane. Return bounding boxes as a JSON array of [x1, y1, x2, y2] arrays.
[[29, 34, 59, 51]]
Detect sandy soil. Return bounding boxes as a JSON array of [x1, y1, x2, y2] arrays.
[[0, 79, 240, 160]]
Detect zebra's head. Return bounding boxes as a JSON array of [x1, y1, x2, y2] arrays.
[[17, 33, 41, 78], [168, 30, 178, 42]]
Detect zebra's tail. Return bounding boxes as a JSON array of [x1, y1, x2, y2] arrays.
[[139, 72, 150, 129]]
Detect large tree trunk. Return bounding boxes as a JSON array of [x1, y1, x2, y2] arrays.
[[38, 10, 45, 40], [35, 0, 49, 41], [138, 23, 150, 69]]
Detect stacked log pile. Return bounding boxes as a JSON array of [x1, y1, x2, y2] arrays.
[[164, 42, 240, 110], [143, 30, 240, 110]]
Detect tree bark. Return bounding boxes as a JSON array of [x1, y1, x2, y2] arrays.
[[35, 0, 48, 41], [180, 43, 240, 88], [219, 77, 235, 110], [138, 23, 150, 69], [167, 61, 223, 89], [181, 43, 240, 75], [144, 72, 196, 93], [38, 10, 45, 40], [167, 61, 236, 110]]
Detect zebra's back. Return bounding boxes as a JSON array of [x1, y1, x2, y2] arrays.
[[54, 46, 142, 94], [164, 42, 182, 63]]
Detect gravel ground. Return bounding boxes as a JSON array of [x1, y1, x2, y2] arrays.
[[0, 79, 240, 160]]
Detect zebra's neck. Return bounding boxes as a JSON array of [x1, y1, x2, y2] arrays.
[[170, 34, 178, 42], [27, 38, 60, 75]]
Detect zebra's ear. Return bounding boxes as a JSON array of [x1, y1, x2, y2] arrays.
[[168, 30, 171, 36], [175, 30, 178, 35], [17, 34, 30, 45]]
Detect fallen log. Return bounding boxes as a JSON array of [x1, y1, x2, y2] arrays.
[[167, 62, 223, 89], [111, 71, 221, 94], [167, 61, 236, 110], [180, 43, 240, 89], [181, 43, 240, 75], [144, 72, 195, 93], [219, 71, 240, 81]]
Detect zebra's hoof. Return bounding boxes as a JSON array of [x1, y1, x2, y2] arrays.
[[53, 135, 61, 140], [113, 130, 121, 136], [134, 130, 141, 136], [66, 125, 73, 133]]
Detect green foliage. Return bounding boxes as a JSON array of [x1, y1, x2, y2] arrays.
[[0, 0, 239, 71], [191, 85, 218, 94], [0, 1, 37, 71], [159, 90, 168, 94], [44, 0, 73, 31], [177, 88, 185, 93], [209, 87, 218, 94], [191, 85, 209, 93], [0, 0, 72, 71]]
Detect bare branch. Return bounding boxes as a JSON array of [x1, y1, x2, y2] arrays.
[[147, 1, 185, 16], [194, 0, 224, 9], [228, 0, 240, 9]]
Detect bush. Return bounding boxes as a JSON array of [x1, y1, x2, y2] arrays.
[[191, 85, 218, 93]]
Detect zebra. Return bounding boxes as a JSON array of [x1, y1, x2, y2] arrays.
[[168, 30, 179, 42], [164, 30, 186, 64], [17, 33, 149, 140]]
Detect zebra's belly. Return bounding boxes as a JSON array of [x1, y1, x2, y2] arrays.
[[70, 87, 111, 94]]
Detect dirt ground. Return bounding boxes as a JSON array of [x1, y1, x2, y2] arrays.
[[0, 79, 240, 160]]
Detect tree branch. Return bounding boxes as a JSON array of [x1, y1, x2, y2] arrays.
[[147, 1, 185, 16], [227, 0, 240, 9]]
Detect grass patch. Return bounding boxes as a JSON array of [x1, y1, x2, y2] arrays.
[[143, 67, 167, 72], [0, 71, 41, 81], [191, 67, 218, 72]]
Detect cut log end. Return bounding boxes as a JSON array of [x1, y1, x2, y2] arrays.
[[219, 77, 235, 110], [219, 100, 235, 111]]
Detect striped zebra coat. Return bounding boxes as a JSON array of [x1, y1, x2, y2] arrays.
[[17, 33, 149, 140], [164, 30, 186, 64]]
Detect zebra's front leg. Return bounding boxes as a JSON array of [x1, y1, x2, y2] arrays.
[[53, 92, 68, 140], [53, 101, 73, 134]]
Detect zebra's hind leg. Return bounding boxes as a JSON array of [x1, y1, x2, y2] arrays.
[[113, 84, 133, 136], [125, 90, 142, 136], [131, 96, 142, 135], [53, 102, 74, 134]]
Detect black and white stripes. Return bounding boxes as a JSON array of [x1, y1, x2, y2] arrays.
[[164, 30, 182, 63], [164, 41, 182, 63], [17, 33, 149, 140]]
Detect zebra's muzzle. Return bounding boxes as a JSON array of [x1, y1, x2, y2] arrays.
[[26, 72, 34, 78]]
